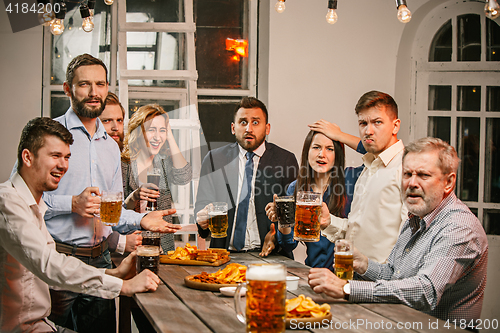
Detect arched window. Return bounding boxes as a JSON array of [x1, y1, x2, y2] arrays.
[[414, 2, 500, 235]]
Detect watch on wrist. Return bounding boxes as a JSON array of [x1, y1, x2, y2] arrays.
[[342, 282, 350, 301]]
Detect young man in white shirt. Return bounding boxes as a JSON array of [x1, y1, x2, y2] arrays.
[[312, 90, 408, 263], [0, 117, 160, 332]]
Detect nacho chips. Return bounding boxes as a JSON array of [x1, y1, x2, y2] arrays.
[[167, 244, 229, 262], [286, 294, 331, 318], [191, 263, 247, 284]]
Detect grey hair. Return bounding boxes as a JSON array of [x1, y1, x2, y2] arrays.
[[403, 137, 460, 175]]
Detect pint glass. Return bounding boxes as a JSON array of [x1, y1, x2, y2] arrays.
[[136, 245, 160, 275], [294, 191, 321, 242], [146, 168, 161, 212], [334, 239, 354, 280], [100, 191, 122, 226], [275, 196, 295, 229], [234, 263, 287, 333], [208, 202, 228, 238], [141, 231, 161, 247]]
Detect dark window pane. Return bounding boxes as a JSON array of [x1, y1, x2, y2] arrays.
[[428, 117, 451, 143], [198, 99, 239, 158], [128, 99, 179, 118], [486, 18, 500, 61], [428, 85, 452, 111], [50, 91, 70, 118], [469, 208, 478, 217], [51, 3, 111, 85], [457, 14, 481, 61], [126, 0, 183, 23], [486, 86, 500, 111], [457, 86, 481, 111], [429, 20, 452, 62], [485, 118, 500, 203], [194, 0, 247, 89], [457, 117, 480, 202], [484, 210, 500, 235]]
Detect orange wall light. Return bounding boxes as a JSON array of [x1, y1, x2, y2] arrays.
[[226, 38, 248, 61]]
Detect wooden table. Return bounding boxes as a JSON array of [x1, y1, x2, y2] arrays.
[[122, 253, 465, 333]]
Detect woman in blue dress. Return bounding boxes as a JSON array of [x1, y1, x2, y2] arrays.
[[266, 130, 348, 270]]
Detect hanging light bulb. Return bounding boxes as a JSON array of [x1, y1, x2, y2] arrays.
[[326, 0, 338, 24], [485, 0, 500, 19], [395, 0, 412, 23], [275, 0, 286, 14], [50, 1, 66, 35], [37, 1, 55, 26], [104, 0, 114, 5], [88, 0, 96, 16], [80, 5, 94, 33]]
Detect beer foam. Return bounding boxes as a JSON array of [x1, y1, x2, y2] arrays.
[[296, 201, 321, 206], [335, 251, 353, 256], [208, 212, 226, 216], [246, 265, 286, 281], [137, 245, 160, 256]]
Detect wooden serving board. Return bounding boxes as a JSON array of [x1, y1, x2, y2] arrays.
[[160, 255, 230, 267], [184, 274, 238, 291]]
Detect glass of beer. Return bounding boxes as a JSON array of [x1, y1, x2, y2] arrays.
[[141, 231, 161, 247], [208, 202, 228, 238], [275, 195, 295, 229], [294, 191, 321, 242], [136, 245, 160, 275], [234, 263, 287, 333], [146, 168, 161, 212], [334, 239, 354, 280], [100, 191, 122, 226]]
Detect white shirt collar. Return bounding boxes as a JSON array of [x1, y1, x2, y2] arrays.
[[10, 172, 48, 216], [237, 141, 266, 159]]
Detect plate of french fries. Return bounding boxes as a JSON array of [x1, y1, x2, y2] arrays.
[[184, 263, 247, 291], [285, 294, 332, 327], [160, 244, 230, 266]]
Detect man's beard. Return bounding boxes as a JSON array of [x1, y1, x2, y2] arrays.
[[71, 94, 105, 118]]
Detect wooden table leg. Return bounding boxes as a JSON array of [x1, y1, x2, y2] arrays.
[[118, 295, 132, 333]]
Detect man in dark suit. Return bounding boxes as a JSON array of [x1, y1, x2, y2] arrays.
[[195, 97, 298, 257]]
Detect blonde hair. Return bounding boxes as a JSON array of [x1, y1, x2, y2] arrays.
[[121, 104, 169, 163]]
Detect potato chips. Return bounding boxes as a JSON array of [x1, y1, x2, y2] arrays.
[[191, 263, 247, 284], [286, 295, 331, 318], [167, 244, 229, 262]]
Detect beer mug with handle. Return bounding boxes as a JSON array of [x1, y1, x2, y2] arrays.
[[294, 191, 321, 242], [100, 190, 122, 226], [234, 263, 287, 333]]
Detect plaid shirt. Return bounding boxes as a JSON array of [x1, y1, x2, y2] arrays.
[[350, 192, 488, 322]]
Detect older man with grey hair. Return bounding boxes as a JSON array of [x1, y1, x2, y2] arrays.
[[309, 137, 488, 329]]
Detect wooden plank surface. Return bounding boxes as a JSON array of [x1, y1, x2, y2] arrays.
[[133, 282, 211, 333]]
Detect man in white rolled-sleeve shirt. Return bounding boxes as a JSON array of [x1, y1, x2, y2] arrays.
[[0, 117, 160, 333]]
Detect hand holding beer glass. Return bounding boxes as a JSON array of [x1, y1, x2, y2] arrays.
[[145, 168, 161, 212], [100, 190, 122, 226], [334, 238, 354, 280], [136, 245, 160, 275], [294, 191, 321, 242], [208, 202, 228, 238], [234, 263, 287, 333]]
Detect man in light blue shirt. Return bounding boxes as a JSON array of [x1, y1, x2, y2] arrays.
[[44, 54, 180, 332]]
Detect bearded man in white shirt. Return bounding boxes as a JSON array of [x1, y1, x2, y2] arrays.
[[0, 117, 160, 333], [311, 90, 408, 263]]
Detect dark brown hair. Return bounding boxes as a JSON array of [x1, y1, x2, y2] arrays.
[[234, 97, 268, 123], [17, 117, 73, 171], [355, 90, 398, 120], [65, 53, 108, 86], [105, 92, 125, 117]]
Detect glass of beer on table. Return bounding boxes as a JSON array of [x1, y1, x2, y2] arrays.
[[136, 245, 160, 275], [208, 202, 228, 238], [100, 190, 122, 226], [234, 263, 287, 333], [275, 195, 295, 229], [334, 238, 354, 280], [146, 168, 161, 212], [294, 191, 321, 242]]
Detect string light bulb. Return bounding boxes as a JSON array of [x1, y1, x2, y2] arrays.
[[485, 0, 500, 19], [104, 0, 114, 5], [49, 0, 66, 35], [395, 0, 412, 23], [80, 5, 94, 33], [326, 0, 338, 24], [275, 0, 286, 14]]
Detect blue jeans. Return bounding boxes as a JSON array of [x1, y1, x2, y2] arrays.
[[48, 250, 116, 333]]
